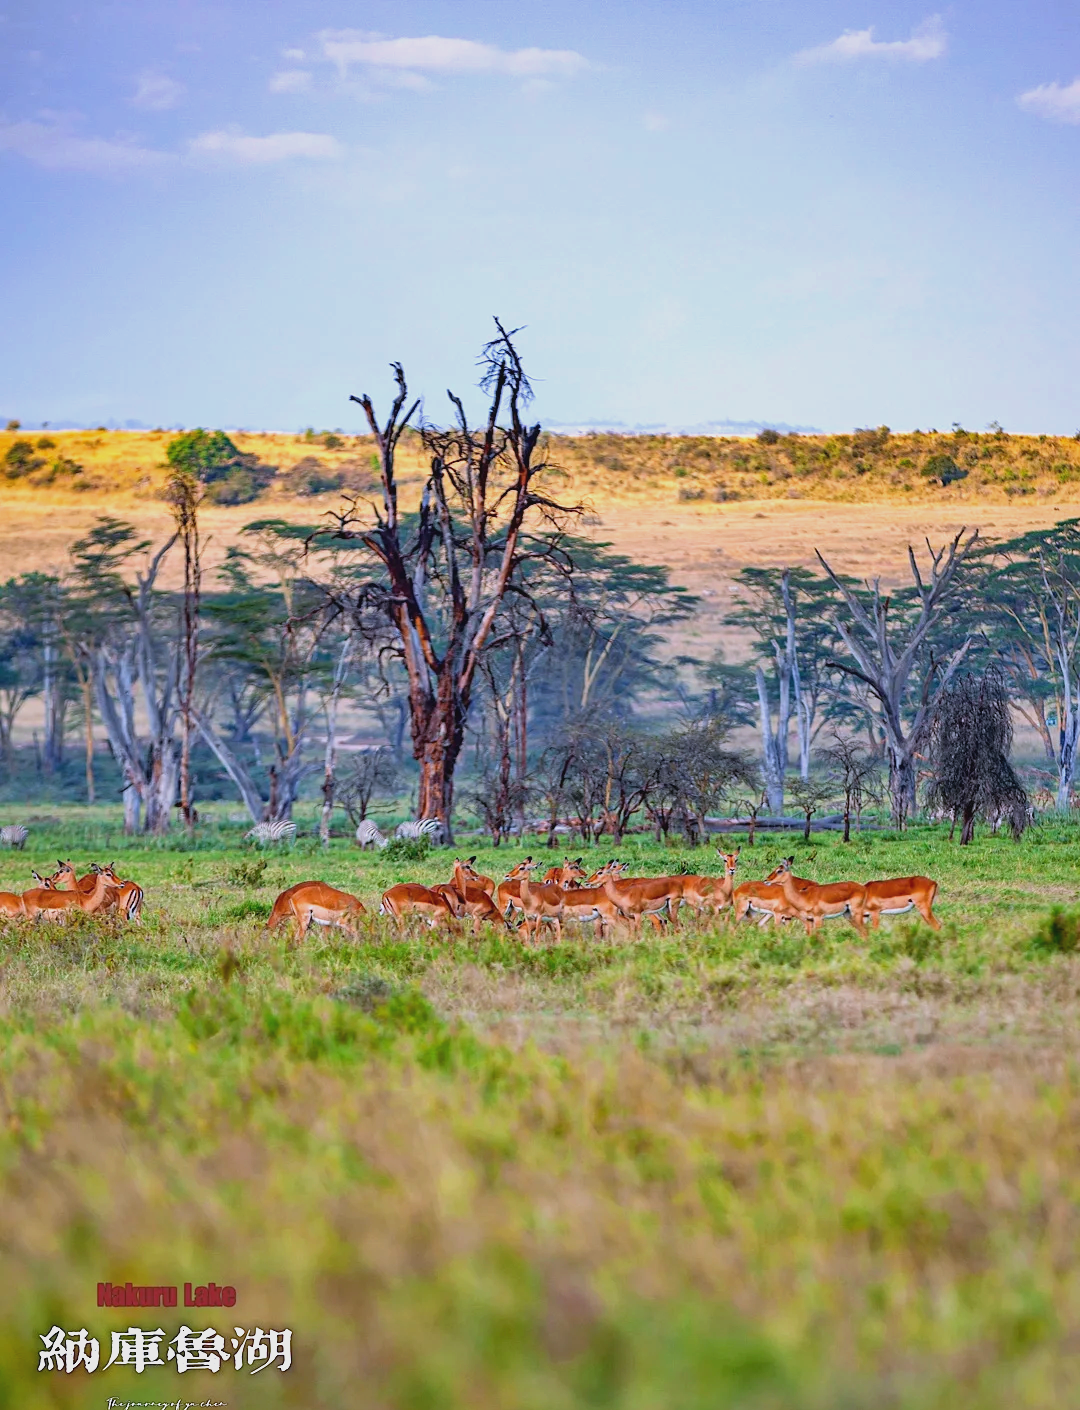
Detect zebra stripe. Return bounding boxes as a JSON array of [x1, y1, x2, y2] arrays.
[[245, 821, 298, 845], [395, 819, 444, 842], [355, 820, 389, 850], [0, 825, 28, 849]]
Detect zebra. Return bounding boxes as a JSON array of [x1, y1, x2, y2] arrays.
[[395, 818, 444, 844], [355, 819, 389, 850], [245, 820, 298, 845], [0, 825, 28, 850]]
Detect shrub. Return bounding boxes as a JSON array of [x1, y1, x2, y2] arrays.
[[166, 428, 275, 501], [757, 428, 780, 445], [204, 469, 258, 504], [35, 435, 55, 449], [3, 438, 44, 478], [383, 836, 431, 862], [1030, 908, 1080, 955], [921, 454, 968, 486], [284, 455, 345, 496]]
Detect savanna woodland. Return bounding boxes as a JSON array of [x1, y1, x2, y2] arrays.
[[3, 329, 1080, 1410]]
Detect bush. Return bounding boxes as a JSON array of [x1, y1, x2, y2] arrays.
[[383, 836, 431, 862], [204, 469, 258, 504], [3, 438, 44, 478], [757, 428, 780, 445], [166, 428, 275, 500], [1030, 907, 1080, 955], [284, 455, 345, 496], [921, 454, 968, 486]]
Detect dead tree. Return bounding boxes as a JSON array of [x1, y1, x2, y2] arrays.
[[818, 531, 978, 826], [327, 322, 579, 840]]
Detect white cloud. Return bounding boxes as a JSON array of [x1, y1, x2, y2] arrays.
[[316, 30, 588, 79], [132, 71, 185, 110], [796, 15, 946, 65], [188, 129, 344, 163], [269, 69, 313, 94], [282, 47, 306, 61], [643, 110, 670, 132], [0, 117, 167, 173], [1017, 78, 1080, 124]]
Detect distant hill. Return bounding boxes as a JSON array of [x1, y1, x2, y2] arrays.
[[1, 423, 1078, 508]]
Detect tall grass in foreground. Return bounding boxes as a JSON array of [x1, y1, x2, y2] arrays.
[[1, 814, 1080, 1407]]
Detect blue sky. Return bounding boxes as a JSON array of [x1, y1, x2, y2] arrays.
[[2, 2, 1079, 433]]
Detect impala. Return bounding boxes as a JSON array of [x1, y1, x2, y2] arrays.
[[431, 859, 507, 930], [679, 850, 741, 916], [555, 878, 629, 940], [91, 864, 145, 923], [22, 861, 115, 920], [518, 864, 568, 944], [41, 861, 144, 923], [600, 872, 685, 933], [380, 883, 461, 929], [456, 855, 496, 895], [266, 881, 366, 940], [860, 874, 941, 931], [583, 860, 629, 887], [768, 858, 869, 938], [495, 858, 536, 921], [542, 857, 587, 887], [0, 885, 25, 918]]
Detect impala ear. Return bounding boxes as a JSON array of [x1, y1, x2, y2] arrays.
[[467, 855, 476, 866]]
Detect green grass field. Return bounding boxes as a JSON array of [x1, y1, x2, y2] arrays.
[[3, 810, 1080, 1408]]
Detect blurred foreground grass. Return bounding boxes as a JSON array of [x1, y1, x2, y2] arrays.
[[2, 812, 1080, 1408]]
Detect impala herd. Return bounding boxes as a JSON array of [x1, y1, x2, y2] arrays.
[[264, 850, 941, 942], [0, 849, 939, 942], [0, 860, 145, 922]]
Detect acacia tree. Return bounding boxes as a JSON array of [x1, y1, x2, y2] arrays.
[[818, 531, 979, 826], [68, 519, 182, 833], [725, 566, 836, 810], [325, 323, 579, 838], [979, 521, 1080, 807]]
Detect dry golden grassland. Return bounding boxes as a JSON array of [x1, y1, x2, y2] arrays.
[[2, 427, 1080, 609]]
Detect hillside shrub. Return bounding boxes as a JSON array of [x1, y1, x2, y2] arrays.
[[921, 454, 968, 486], [3, 438, 44, 478], [166, 428, 274, 504]]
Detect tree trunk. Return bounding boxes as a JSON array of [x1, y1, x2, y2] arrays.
[[145, 742, 179, 834], [81, 676, 95, 804], [122, 783, 142, 833], [413, 681, 463, 842], [756, 666, 787, 814], [842, 799, 851, 843], [886, 742, 917, 828], [960, 804, 976, 845], [192, 711, 267, 822]]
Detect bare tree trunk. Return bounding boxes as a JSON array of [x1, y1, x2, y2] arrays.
[[319, 635, 354, 846], [122, 782, 141, 833], [192, 709, 266, 821], [80, 673, 95, 804]]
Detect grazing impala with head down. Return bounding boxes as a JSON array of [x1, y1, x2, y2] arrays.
[[267, 882, 366, 940]]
